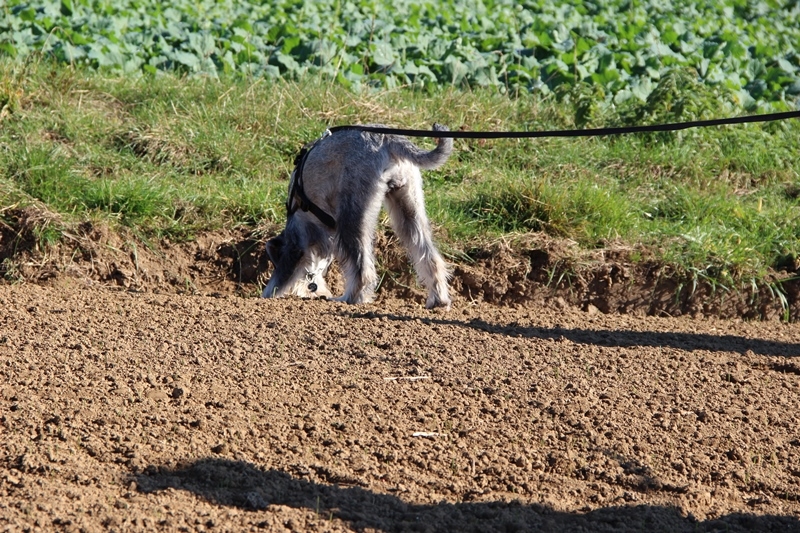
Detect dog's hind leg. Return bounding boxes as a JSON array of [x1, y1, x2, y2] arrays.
[[384, 168, 451, 309], [335, 178, 386, 304]]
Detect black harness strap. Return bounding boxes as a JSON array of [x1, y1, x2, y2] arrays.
[[287, 131, 337, 229]]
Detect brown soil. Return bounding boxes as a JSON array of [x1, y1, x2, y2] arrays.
[[2, 217, 800, 532]]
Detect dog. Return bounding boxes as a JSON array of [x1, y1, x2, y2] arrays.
[[262, 123, 453, 308]]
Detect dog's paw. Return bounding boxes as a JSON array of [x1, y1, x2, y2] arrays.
[[333, 294, 375, 305], [425, 294, 452, 310], [261, 286, 279, 298]]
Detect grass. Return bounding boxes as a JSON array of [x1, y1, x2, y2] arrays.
[[1, 58, 800, 287]]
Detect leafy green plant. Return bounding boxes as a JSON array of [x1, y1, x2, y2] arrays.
[[2, 0, 799, 109]]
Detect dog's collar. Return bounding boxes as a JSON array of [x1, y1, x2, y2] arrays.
[[287, 130, 337, 229]]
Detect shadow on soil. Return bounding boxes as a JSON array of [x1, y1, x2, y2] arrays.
[[346, 312, 800, 358], [135, 458, 798, 533]]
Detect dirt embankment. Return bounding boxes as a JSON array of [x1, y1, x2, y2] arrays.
[[2, 207, 799, 321]]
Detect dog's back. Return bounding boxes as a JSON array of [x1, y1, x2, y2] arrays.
[[305, 123, 452, 172], [299, 124, 452, 215]]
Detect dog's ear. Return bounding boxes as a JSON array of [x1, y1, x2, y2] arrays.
[[266, 235, 284, 266]]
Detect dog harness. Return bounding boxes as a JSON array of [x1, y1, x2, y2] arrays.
[[287, 130, 337, 229]]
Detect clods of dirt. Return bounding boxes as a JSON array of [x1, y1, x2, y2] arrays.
[[1, 284, 799, 531]]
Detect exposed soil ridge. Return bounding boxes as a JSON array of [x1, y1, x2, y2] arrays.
[[1, 208, 798, 320]]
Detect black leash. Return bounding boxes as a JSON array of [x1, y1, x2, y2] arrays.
[[329, 109, 800, 139], [289, 109, 800, 229]]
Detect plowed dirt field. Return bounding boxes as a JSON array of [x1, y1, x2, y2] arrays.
[[2, 282, 800, 532]]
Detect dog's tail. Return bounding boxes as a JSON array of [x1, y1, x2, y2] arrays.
[[392, 123, 454, 170]]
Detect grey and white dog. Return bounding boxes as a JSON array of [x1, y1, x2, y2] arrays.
[[261, 124, 453, 308]]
